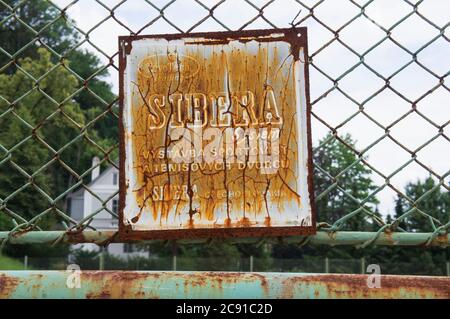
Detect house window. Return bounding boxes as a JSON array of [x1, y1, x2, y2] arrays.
[[123, 243, 134, 253], [113, 172, 118, 185], [112, 199, 119, 214], [67, 198, 72, 213]]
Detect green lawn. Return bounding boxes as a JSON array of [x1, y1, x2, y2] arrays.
[[0, 255, 25, 270]]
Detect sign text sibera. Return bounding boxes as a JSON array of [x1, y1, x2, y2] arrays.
[[119, 28, 316, 239]]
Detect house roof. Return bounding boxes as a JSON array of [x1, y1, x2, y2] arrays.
[[67, 160, 119, 198]]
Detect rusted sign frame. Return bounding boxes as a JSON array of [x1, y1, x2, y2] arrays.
[[118, 27, 316, 240]]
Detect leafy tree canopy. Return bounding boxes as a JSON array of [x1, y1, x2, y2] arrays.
[[314, 133, 380, 231]]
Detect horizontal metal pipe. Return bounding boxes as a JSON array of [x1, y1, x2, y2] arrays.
[[0, 271, 448, 299], [0, 231, 448, 247]]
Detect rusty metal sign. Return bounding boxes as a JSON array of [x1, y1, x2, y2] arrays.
[[118, 28, 315, 240]]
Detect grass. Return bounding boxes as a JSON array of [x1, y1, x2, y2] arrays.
[[0, 254, 26, 270]]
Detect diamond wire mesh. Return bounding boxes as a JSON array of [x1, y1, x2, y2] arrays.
[[0, 0, 448, 247]]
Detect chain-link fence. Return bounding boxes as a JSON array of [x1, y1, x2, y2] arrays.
[[0, 0, 448, 248]]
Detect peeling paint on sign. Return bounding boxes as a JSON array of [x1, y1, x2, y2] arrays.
[[119, 28, 316, 239]]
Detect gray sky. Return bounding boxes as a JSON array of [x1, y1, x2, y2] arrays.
[[52, 0, 449, 216]]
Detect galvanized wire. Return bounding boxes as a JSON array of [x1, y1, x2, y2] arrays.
[[0, 0, 448, 247]]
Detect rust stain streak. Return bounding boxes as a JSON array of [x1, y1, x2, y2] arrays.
[[281, 274, 450, 299], [0, 274, 20, 298]]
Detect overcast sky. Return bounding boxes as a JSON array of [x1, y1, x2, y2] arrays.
[[52, 0, 449, 216]]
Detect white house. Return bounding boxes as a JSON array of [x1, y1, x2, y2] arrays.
[[67, 157, 146, 258]]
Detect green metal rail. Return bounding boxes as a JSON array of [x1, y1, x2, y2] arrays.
[[1, 271, 448, 299], [0, 230, 448, 247]]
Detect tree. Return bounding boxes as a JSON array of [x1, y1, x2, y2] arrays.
[[0, 0, 76, 68], [364, 177, 449, 276], [0, 48, 114, 262], [0, 0, 116, 264], [314, 133, 379, 230], [394, 177, 449, 232], [1, 0, 117, 209], [0, 107, 52, 229], [0, 48, 88, 227], [272, 133, 380, 263], [67, 50, 118, 140], [0, 48, 115, 226], [0, 0, 117, 140]]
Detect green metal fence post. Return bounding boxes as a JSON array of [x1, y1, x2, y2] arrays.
[[172, 242, 177, 271], [361, 257, 366, 274], [99, 248, 105, 271]]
